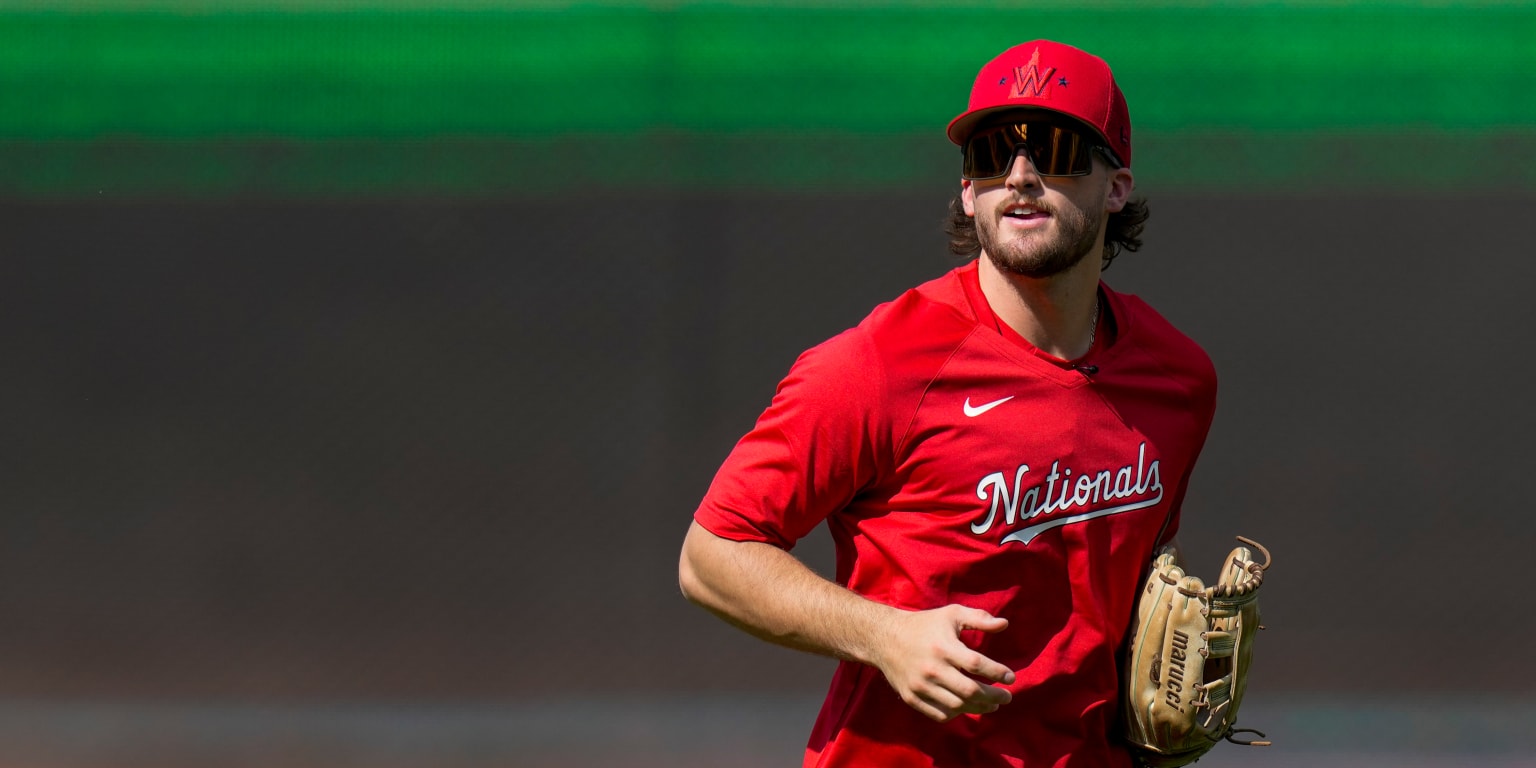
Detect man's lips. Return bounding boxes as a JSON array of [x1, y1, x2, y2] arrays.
[[999, 203, 1051, 226]]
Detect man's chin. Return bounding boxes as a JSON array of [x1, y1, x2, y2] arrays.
[[984, 248, 1083, 280]]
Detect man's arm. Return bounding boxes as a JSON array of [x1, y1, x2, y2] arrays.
[[678, 520, 1016, 722]]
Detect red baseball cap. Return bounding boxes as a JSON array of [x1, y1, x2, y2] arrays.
[[947, 40, 1132, 168]]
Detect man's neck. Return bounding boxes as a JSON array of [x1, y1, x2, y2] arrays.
[[977, 252, 1103, 360]]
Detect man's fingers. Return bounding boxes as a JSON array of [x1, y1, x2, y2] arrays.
[[880, 605, 1018, 721], [956, 649, 1017, 686], [941, 606, 1018, 685], [915, 685, 965, 715], [971, 682, 1013, 709], [951, 605, 1009, 634], [931, 667, 1013, 712], [912, 681, 1007, 722], [912, 700, 952, 723], [955, 676, 1012, 710]]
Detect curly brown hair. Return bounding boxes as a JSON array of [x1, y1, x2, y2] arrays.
[[944, 193, 1149, 271]]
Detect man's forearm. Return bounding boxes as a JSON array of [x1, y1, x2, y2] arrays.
[[679, 520, 1016, 722], [678, 520, 896, 666]]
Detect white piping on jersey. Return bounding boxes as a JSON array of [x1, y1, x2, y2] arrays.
[[1000, 490, 1164, 546]]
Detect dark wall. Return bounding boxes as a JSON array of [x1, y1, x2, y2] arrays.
[[3, 192, 1531, 699]]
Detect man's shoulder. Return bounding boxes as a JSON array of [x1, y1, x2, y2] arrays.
[[1108, 286, 1217, 390], [860, 264, 979, 341], [781, 265, 980, 408], [813, 265, 980, 366]]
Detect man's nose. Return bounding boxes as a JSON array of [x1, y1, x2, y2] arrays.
[[1005, 149, 1042, 190]]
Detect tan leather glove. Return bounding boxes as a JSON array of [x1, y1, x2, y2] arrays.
[[1122, 537, 1273, 767]]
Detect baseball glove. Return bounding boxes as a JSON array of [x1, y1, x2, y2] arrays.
[[1122, 536, 1272, 767]]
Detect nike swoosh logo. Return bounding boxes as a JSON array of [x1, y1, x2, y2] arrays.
[[963, 396, 1014, 418]]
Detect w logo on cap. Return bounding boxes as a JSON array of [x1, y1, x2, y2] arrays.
[[1010, 48, 1056, 99], [949, 40, 1131, 166]]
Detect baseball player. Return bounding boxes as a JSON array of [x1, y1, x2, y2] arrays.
[[679, 40, 1217, 767]]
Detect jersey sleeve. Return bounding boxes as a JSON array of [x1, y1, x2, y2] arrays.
[[694, 327, 890, 550]]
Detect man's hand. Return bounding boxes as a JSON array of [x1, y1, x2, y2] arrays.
[[679, 524, 1015, 723], [872, 605, 1015, 722]]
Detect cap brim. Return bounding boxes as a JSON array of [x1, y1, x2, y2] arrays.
[[946, 105, 1111, 149]]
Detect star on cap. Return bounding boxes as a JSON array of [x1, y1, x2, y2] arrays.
[[1058, 77, 1069, 86]]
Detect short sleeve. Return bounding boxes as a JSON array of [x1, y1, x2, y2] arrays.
[[694, 327, 889, 550]]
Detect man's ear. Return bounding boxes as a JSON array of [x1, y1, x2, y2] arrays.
[[1105, 168, 1135, 213], [960, 179, 976, 216]]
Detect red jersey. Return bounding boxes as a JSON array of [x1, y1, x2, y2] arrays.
[[695, 261, 1217, 768]]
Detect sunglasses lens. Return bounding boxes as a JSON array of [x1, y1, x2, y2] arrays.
[[962, 129, 1016, 179], [1032, 126, 1090, 175], [963, 123, 1096, 178]]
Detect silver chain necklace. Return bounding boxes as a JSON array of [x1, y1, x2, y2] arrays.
[[1088, 297, 1100, 349]]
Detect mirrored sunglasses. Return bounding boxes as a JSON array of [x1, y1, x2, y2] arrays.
[[961, 122, 1116, 180]]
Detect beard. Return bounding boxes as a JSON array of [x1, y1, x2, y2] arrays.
[[976, 198, 1104, 279]]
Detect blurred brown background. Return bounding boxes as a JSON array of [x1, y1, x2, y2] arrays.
[[3, 3, 1534, 766], [3, 192, 1534, 767]]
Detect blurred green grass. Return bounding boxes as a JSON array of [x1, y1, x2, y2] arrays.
[[2, 2, 1533, 194]]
